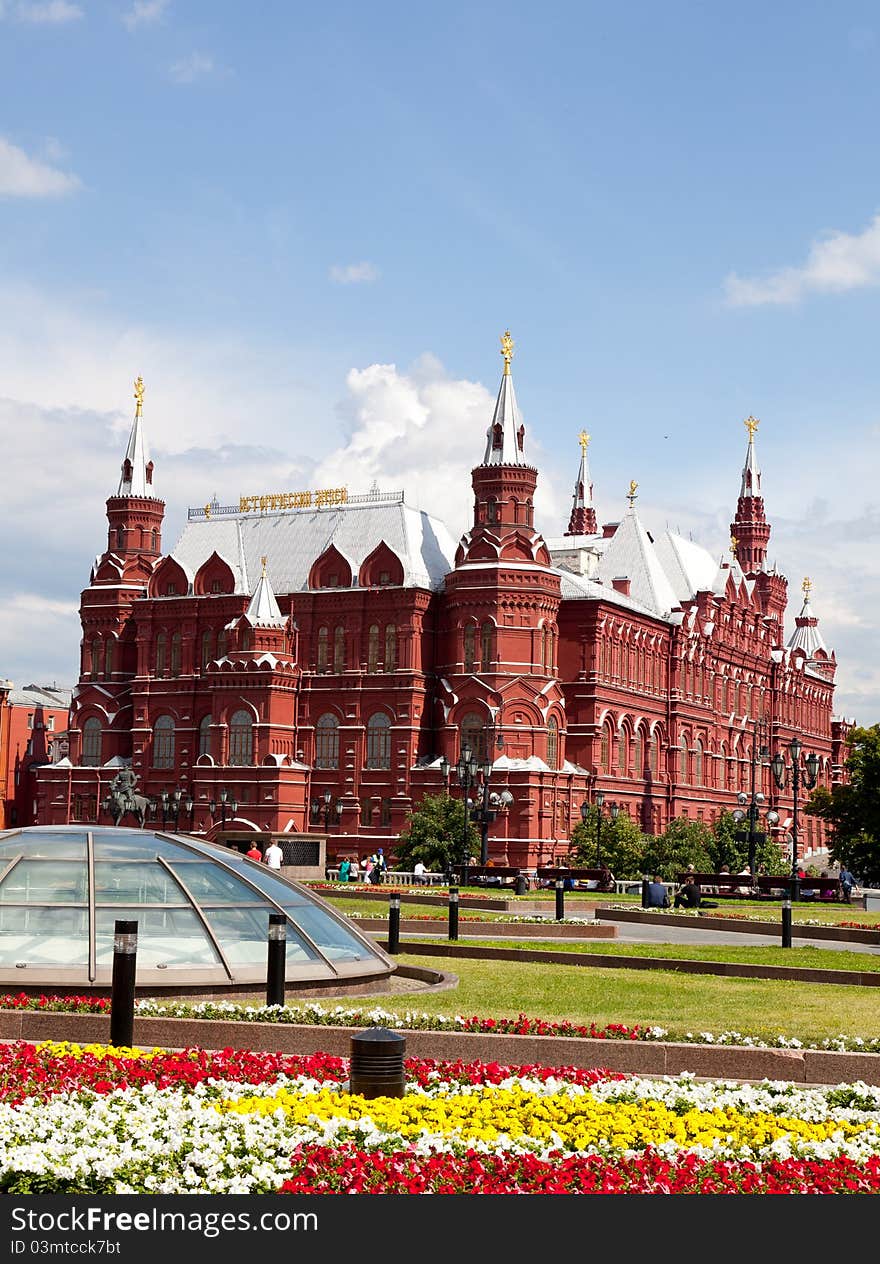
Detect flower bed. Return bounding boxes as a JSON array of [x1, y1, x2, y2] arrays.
[[1, 994, 879, 1055], [2, 1040, 880, 1194]]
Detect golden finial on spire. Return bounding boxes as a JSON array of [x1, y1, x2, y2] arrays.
[[803, 576, 812, 600], [500, 329, 514, 375], [578, 429, 590, 455], [744, 414, 760, 439], [627, 479, 638, 507], [730, 535, 738, 558], [260, 555, 268, 579], [134, 376, 145, 418]]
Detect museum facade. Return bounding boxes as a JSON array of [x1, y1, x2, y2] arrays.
[[34, 344, 852, 867]]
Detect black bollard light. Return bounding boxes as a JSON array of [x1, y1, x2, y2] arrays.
[[388, 892, 401, 954], [448, 885, 459, 941], [555, 877, 565, 921], [641, 877, 650, 909], [266, 913, 287, 1006], [349, 1027, 406, 1098], [110, 919, 138, 1048], [781, 894, 793, 950]]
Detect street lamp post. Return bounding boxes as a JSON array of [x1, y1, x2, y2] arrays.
[[454, 743, 477, 883], [580, 793, 618, 868], [770, 737, 820, 902], [208, 788, 239, 835]]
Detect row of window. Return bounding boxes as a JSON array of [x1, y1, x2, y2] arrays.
[[81, 712, 256, 769], [599, 726, 830, 789], [316, 625, 397, 674], [315, 713, 391, 769]]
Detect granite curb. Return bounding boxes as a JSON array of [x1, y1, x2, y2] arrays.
[[394, 939, 880, 986], [597, 906, 880, 945], [3, 1009, 880, 1085], [357, 918, 617, 939]]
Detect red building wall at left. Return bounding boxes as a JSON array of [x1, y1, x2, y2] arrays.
[[0, 682, 71, 829]]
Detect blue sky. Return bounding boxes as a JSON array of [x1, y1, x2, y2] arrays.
[[1, 1, 879, 721]]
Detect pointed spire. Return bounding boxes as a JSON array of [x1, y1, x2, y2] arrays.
[[565, 430, 597, 535], [788, 576, 828, 657], [740, 415, 762, 498], [482, 330, 528, 465], [245, 557, 285, 627], [117, 376, 155, 497]]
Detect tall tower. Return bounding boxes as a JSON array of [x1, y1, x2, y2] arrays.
[[565, 430, 598, 536], [440, 331, 563, 773], [70, 378, 166, 765], [730, 415, 771, 575]]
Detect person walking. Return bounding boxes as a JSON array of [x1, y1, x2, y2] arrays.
[[349, 856, 360, 883], [338, 856, 351, 883], [245, 842, 262, 862], [264, 840, 283, 871], [839, 866, 855, 904]]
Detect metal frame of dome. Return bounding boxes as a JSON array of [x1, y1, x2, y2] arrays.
[[0, 826, 395, 993]]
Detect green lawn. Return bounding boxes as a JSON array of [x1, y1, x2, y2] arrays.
[[328, 953, 880, 1044], [392, 937, 880, 972]]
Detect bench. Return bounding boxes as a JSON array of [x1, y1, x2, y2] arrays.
[[757, 875, 842, 901], [453, 864, 522, 888], [536, 867, 615, 892], [677, 872, 755, 897]]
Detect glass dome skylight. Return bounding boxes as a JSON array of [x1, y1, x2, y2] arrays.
[[0, 827, 394, 992]]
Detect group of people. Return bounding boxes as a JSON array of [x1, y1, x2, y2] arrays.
[[244, 840, 283, 870], [336, 851, 388, 884]]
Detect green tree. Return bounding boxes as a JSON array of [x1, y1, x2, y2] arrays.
[[806, 725, 880, 879], [570, 806, 645, 878], [394, 793, 480, 874], [642, 817, 713, 880]]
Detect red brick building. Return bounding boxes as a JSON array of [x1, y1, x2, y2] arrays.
[[0, 682, 71, 829], [35, 346, 853, 865]]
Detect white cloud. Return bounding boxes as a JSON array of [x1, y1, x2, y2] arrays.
[[312, 354, 559, 539], [168, 51, 214, 84], [329, 261, 380, 285], [0, 136, 80, 197], [122, 0, 169, 29], [15, 1, 82, 22], [724, 212, 880, 306]]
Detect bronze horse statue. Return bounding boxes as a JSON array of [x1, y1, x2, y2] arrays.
[[106, 770, 149, 828]]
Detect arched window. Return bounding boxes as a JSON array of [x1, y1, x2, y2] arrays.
[[170, 631, 182, 677], [695, 739, 704, 786], [90, 638, 101, 677], [198, 715, 212, 759], [366, 713, 391, 769], [463, 625, 475, 672], [333, 626, 345, 673], [216, 629, 227, 659], [316, 627, 328, 673], [541, 628, 548, 671], [241, 627, 252, 653], [633, 729, 643, 776], [650, 732, 659, 775], [480, 621, 493, 668], [150, 529, 158, 551], [229, 709, 254, 766], [104, 639, 114, 678], [315, 713, 339, 768], [548, 629, 556, 673], [367, 625, 379, 673], [547, 716, 558, 770], [81, 717, 102, 767], [617, 727, 627, 775], [460, 711, 486, 761], [679, 736, 688, 781], [384, 625, 397, 671], [601, 723, 611, 771], [153, 716, 175, 769], [155, 632, 167, 677], [487, 496, 498, 523], [200, 630, 213, 671]]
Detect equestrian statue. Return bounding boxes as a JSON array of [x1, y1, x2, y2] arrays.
[[106, 769, 150, 828]]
